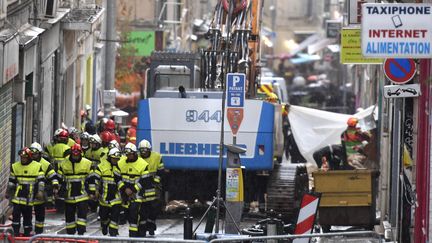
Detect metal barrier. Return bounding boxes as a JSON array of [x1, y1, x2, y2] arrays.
[[27, 234, 207, 243], [208, 231, 381, 242]]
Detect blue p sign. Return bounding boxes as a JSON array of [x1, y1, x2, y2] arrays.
[[227, 73, 246, 108]]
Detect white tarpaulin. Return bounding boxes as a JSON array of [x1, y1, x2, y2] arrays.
[[287, 105, 376, 167]]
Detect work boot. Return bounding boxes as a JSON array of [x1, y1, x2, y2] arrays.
[[23, 226, 32, 237], [109, 228, 118, 237], [148, 229, 155, 236], [138, 224, 146, 237], [101, 225, 108, 235]]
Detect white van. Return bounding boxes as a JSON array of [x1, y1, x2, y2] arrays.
[[259, 77, 289, 104]]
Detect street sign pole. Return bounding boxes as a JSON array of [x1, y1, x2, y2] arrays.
[[389, 98, 403, 241], [215, 0, 234, 234]]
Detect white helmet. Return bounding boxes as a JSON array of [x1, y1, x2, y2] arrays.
[[124, 143, 137, 153], [138, 139, 152, 150], [54, 128, 64, 137], [68, 127, 78, 134], [108, 140, 120, 150], [108, 147, 121, 158], [30, 142, 43, 153], [91, 134, 102, 144]]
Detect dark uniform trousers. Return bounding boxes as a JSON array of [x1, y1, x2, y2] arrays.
[[99, 204, 121, 236], [127, 202, 141, 237], [12, 204, 33, 236], [34, 203, 46, 234], [65, 201, 88, 235], [138, 201, 159, 236]]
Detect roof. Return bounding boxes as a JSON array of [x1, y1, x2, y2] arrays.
[[61, 7, 105, 32], [0, 28, 17, 43], [18, 24, 45, 46]]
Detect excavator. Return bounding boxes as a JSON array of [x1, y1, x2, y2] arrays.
[[137, 0, 308, 222]]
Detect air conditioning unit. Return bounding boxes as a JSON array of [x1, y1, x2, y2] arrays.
[[43, 0, 58, 18]]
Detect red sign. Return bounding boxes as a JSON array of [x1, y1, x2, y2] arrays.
[[227, 108, 244, 136], [383, 58, 416, 84]]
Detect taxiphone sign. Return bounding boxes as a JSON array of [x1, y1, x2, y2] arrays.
[[362, 4, 432, 58]]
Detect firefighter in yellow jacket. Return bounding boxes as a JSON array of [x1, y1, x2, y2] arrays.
[[30, 142, 58, 234], [8, 147, 45, 236], [138, 139, 162, 236], [94, 147, 123, 236], [45, 128, 71, 170], [85, 134, 107, 166], [57, 144, 95, 235], [45, 128, 70, 213], [118, 143, 153, 237]]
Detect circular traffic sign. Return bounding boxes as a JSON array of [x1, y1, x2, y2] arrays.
[[383, 58, 416, 84]]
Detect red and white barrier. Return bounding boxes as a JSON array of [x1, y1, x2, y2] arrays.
[[293, 193, 321, 243]]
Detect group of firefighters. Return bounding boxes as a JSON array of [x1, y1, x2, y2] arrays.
[[7, 116, 164, 238]]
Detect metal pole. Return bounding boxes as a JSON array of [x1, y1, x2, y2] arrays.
[[27, 234, 206, 243], [215, 0, 234, 234], [390, 98, 402, 241], [105, 0, 116, 91], [208, 231, 380, 243]]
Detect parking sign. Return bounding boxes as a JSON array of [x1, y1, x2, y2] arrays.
[[227, 73, 246, 108]]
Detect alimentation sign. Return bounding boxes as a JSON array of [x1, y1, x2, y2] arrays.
[[362, 4, 432, 58]]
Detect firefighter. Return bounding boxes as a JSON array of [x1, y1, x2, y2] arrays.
[[45, 128, 70, 213], [80, 132, 91, 154], [108, 140, 121, 150], [101, 132, 113, 149], [45, 128, 71, 170], [57, 144, 95, 235], [68, 127, 81, 145], [342, 117, 371, 169], [118, 143, 152, 237], [126, 117, 137, 144], [94, 147, 123, 236], [85, 134, 106, 166], [137, 139, 162, 236], [8, 147, 45, 236], [84, 134, 106, 212], [81, 105, 95, 134], [29, 142, 59, 234], [101, 119, 120, 144]]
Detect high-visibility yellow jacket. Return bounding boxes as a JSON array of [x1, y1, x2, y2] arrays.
[[57, 156, 95, 203], [143, 152, 164, 181], [94, 159, 123, 207], [118, 157, 155, 203], [142, 152, 164, 201], [85, 147, 108, 166], [9, 161, 45, 206], [46, 143, 70, 168], [34, 158, 58, 205]]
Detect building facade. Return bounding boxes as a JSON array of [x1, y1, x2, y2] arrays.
[[0, 0, 104, 216]]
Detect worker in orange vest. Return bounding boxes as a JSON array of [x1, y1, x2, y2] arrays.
[[126, 117, 137, 145]]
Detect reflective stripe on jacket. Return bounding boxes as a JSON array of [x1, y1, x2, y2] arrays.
[[10, 161, 45, 206]]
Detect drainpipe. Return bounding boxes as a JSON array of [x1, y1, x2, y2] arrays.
[[415, 59, 431, 243]]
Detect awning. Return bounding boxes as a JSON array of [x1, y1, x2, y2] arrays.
[[307, 38, 336, 55], [289, 33, 321, 56], [0, 29, 19, 85], [290, 53, 321, 64], [18, 24, 45, 47], [61, 7, 105, 32], [40, 8, 71, 29]]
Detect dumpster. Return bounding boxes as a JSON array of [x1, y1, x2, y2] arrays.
[[312, 170, 379, 230]]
